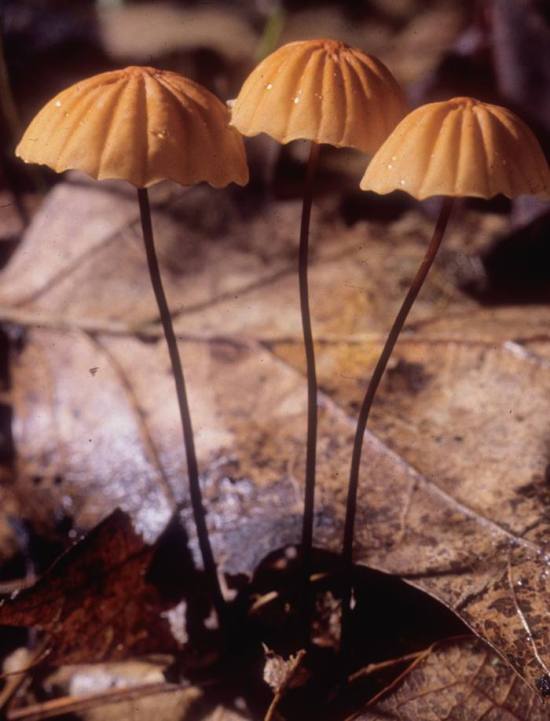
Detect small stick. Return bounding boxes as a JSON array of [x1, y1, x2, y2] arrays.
[[264, 649, 306, 721], [7, 682, 191, 721], [347, 648, 428, 683], [507, 557, 550, 679], [138, 188, 225, 626], [299, 141, 321, 638], [340, 197, 455, 656], [0, 642, 49, 716], [361, 643, 434, 710]]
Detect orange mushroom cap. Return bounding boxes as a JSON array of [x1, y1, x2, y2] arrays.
[[231, 39, 407, 153], [16, 66, 249, 189], [360, 97, 550, 200]]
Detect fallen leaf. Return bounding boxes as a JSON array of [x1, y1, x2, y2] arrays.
[[0, 176, 548, 694], [358, 638, 548, 721], [0, 509, 180, 664]]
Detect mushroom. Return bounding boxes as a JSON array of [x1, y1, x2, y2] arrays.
[[231, 39, 407, 577], [16, 66, 249, 623], [341, 96, 550, 635]]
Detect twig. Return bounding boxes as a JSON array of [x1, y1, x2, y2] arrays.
[[249, 590, 279, 614], [0, 650, 51, 683], [6, 682, 193, 721], [4, 306, 549, 355], [0, 577, 35, 596], [249, 572, 331, 615], [347, 648, 428, 683], [0, 642, 49, 716], [507, 557, 550, 678], [344, 635, 474, 720], [361, 644, 434, 710], [0, 305, 250, 348], [0, 307, 144, 336], [264, 649, 306, 721]]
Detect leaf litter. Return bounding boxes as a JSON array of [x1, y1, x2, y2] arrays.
[[0, 509, 182, 665], [0, 174, 548, 717], [358, 637, 548, 721]]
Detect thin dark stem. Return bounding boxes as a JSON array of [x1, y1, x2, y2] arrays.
[[299, 141, 321, 578], [340, 196, 455, 651], [137, 188, 226, 625]]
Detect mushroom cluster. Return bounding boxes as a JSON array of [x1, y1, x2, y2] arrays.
[[14, 41, 550, 652]]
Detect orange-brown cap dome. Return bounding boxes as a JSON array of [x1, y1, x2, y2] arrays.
[[360, 97, 550, 200], [16, 66, 249, 189], [231, 39, 407, 153]]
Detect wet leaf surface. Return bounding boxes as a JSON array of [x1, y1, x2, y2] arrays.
[[0, 175, 548, 696]]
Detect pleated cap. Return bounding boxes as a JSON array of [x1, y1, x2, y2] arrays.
[[231, 39, 407, 153], [361, 97, 550, 200], [16, 66, 249, 188]]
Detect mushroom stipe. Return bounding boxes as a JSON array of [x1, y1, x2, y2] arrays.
[[231, 40, 407, 635], [340, 97, 550, 660], [137, 188, 226, 624], [340, 196, 454, 657], [16, 66, 249, 630]]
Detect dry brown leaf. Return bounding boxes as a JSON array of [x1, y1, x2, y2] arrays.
[[358, 638, 547, 721], [0, 509, 180, 664], [0, 176, 548, 694]]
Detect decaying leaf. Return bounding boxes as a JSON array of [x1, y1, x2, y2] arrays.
[[0, 509, 180, 664], [0, 176, 548, 694], [262, 645, 307, 693], [358, 638, 548, 720]]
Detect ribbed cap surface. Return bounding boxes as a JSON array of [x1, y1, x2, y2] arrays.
[[361, 97, 550, 199], [231, 39, 407, 153], [16, 66, 249, 188]]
